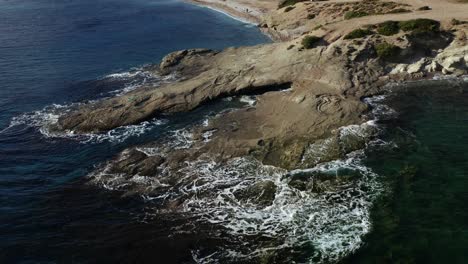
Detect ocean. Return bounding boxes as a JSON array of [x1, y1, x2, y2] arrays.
[[0, 0, 269, 262], [1, 0, 467, 263]]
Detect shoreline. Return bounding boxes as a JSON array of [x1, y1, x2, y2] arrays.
[[39, 0, 468, 262], [186, 0, 258, 25], [184, 0, 279, 41], [184, 0, 266, 24]]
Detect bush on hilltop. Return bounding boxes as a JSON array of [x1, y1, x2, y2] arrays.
[[344, 11, 369, 20], [301, 35, 321, 49], [278, 0, 305, 9], [377, 21, 400, 36], [344, 28, 373, 39], [375, 42, 401, 59], [398, 19, 440, 33], [284, 6, 295, 12]]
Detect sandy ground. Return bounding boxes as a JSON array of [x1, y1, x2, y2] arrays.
[[187, 0, 468, 40], [326, 0, 468, 39]]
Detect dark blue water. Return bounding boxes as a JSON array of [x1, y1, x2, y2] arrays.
[[0, 0, 269, 262]]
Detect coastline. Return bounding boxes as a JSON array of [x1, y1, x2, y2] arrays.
[[4, 0, 468, 263], [183, 0, 282, 40], [184, 0, 267, 24], [47, 1, 468, 261], [185, 0, 260, 25]]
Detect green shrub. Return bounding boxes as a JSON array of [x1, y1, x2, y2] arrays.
[[344, 28, 373, 39], [284, 6, 295, 12], [377, 21, 400, 36], [278, 0, 304, 9], [375, 42, 401, 59], [301, 35, 321, 49], [344, 11, 369, 20], [398, 19, 440, 33], [417, 6, 431, 11], [451, 18, 467, 25]]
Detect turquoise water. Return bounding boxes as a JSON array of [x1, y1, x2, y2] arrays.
[[343, 80, 468, 263]]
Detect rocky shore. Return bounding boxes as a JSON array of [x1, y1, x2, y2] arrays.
[[47, 0, 467, 261], [55, 0, 467, 214]]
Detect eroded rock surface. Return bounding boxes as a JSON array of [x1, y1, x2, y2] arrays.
[[74, 2, 468, 261], [53, 2, 468, 195]]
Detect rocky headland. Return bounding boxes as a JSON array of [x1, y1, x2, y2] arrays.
[[52, 0, 467, 203]]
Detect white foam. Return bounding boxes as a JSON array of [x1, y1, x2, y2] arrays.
[[92, 148, 384, 262], [105, 70, 145, 79], [7, 66, 180, 143], [10, 103, 73, 131], [170, 129, 194, 149], [202, 129, 217, 142], [179, 152, 383, 263], [239, 95, 257, 106], [88, 92, 398, 263], [90, 146, 384, 263], [104, 70, 178, 96], [9, 103, 168, 144], [364, 95, 397, 121]]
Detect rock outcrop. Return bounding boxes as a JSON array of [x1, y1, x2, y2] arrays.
[[51, 1, 468, 194]]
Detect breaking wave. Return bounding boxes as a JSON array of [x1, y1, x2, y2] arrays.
[[8, 103, 168, 143], [86, 94, 398, 263], [185, 152, 383, 263], [5, 67, 176, 143], [101, 68, 178, 96]]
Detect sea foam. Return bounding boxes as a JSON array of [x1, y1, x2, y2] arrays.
[[87, 94, 395, 263], [6, 67, 175, 143]]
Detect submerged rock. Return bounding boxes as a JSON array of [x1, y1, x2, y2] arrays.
[[234, 180, 277, 206], [109, 149, 165, 177], [287, 168, 363, 194]]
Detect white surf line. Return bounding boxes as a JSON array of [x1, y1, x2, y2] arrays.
[[184, 0, 258, 25], [202, 5, 256, 25]]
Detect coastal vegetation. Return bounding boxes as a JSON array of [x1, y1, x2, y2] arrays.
[[374, 42, 401, 59], [344, 28, 373, 39], [344, 11, 369, 20], [398, 18, 440, 33], [451, 18, 467, 25], [342, 18, 441, 41], [342, 0, 412, 20], [278, 0, 304, 9], [417, 6, 431, 10], [284, 6, 295, 12], [301, 35, 321, 49], [376, 21, 400, 36]]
